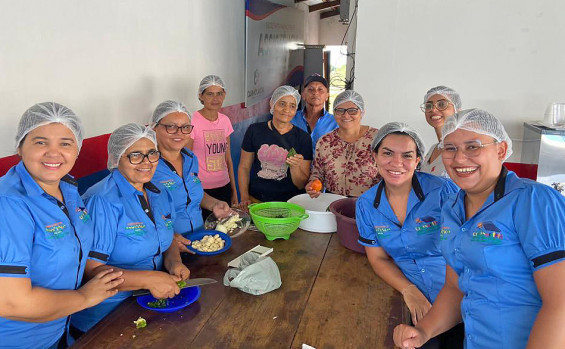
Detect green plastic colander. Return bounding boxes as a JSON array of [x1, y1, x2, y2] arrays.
[[248, 202, 309, 240]]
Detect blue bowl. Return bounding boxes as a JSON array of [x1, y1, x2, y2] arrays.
[[185, 230, 232, 255], [137, 286, 201, 313]]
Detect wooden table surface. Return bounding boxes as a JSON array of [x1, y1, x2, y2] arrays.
[[72, 229, 406, 349]]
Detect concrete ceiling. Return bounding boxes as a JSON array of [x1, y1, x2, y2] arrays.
[[295, 0, 342, 19]]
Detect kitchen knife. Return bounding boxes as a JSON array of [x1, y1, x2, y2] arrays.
[[132, 277, 217, 296]]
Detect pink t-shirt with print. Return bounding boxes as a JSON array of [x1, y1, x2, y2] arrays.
[[190, 111, 234, 189]]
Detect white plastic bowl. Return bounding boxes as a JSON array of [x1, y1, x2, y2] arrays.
[[287, 193, 346, 233]]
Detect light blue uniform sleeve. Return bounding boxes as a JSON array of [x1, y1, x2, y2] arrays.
[[355, 196, 381, 247], [0, 197, 34, 277], [84, 195, 119, 264], [514, 184, 565, 271]]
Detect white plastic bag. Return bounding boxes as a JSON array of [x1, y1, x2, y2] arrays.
[[223, 251, 282, 295]]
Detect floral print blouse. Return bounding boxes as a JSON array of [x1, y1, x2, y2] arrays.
[[310, 127, 380, 197]]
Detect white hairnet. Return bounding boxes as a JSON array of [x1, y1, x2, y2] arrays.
[[16, 102, 84, 151], [151, 100, 191, 127], [270, 85, 301, 114], [198, 75, 226, 95], [107, 123, 157, 170], [423, 86, 462, 110], [371, 122, 426, 157], [334, 90, 365, 112], [441, 108, 513, 160]]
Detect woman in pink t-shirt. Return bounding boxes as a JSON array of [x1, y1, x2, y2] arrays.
[[188, 75, 237, 218]]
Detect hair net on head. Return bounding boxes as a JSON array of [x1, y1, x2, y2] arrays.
[[334, 90, 365, 112], [270, 85, 301, 114], [151, 100, 191, 127], [423, 86, 462, 110], [371, 122, 426, 157], [107, 123, 157, 170], [441, 108, 513, 160], [16, 102, 84, 151], [198, 75, 226, 95]]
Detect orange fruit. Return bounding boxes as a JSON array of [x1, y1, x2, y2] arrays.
[[311, 179, 323, 192]]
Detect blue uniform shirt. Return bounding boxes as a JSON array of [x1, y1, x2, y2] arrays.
[[291, 108, 337, 153], [441, 168, 565, 349], [70, 170, 175, 332], [0, 162, 98, 349], [356, 172, 458, 303], [152, 148, 205, 235]]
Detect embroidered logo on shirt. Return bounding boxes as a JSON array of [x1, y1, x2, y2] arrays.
[[471, 221, 503, 245], [415, 216, 439, 235], [191, 174, 201, 184], [159, 179, 178, 191], [125, 222, 147, 236], [374, 225, 392, 238], [440, 226, 451, 240], [76, 207, 91, 223], [45, 222, 69, 239], [162, 214, 173, 230]]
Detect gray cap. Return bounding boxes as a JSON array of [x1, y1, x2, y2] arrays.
[[441, 108, 513, 160], [151, 100, 191, 127], [107, 123, 157, 170], [198, 75, 226, 95], [371, 122, 426, 157], [270, 85, 301, 114], [423, 86, 462, 110], [334, 90, 365, 112], [16, 102, 84, 151]]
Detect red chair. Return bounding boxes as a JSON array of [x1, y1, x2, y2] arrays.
[[504, 162, 538, 180]]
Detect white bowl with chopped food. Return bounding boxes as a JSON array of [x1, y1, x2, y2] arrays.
[[204, 208, 251, 238], [287, 193, 347, 233]]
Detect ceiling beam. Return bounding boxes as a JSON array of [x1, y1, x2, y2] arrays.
[[309, 0, 340, 12], [320, 8, 340, 19]]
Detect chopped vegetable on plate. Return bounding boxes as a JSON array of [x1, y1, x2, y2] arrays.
[[147, 299, 169, 308]]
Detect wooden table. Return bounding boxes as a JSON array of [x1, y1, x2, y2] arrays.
[[72, 229, 406, 349]]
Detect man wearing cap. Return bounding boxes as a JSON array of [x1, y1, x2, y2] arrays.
[[291, 73, 338, 153]]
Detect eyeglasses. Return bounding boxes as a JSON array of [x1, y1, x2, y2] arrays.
[[420, 99, 452, 112], [440, 140, 498, 159], [157, 123, 194, 134], [334, 107, 360, 116], [124, 150, 161, 165]]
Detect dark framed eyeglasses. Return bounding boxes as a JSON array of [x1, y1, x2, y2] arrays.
[[124, 150, 161, 165], [420, 99, 452, 112], [439, 140, 498, 159], [157, 123, 194, 134], [334, 107, 360, 116]]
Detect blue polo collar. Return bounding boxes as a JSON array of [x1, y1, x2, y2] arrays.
[[451, 166, 518, 208], [298, 107, 330, 119], [160, 148, 193, 176], [15, 161, 77, 197], [373, 173, 426, 209]]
